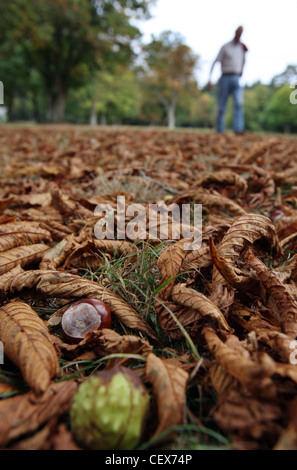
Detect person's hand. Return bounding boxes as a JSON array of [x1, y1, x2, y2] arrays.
[[207, 81, 212, 91]]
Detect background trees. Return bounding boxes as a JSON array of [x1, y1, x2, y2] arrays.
[[0, 0, 152, 122], [140, 31, 199, 128], [0, 0, 296, 132]]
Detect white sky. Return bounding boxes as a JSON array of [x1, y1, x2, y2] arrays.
[[135, 0, 297, 87]]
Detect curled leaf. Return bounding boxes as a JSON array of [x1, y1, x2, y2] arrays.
[[171, 283, 232, 332], [0, 244, 49, 275], [245, 249, 297, 339], [203, 326, 276, 394], [145, 353, 188, 440], [0, 229, 52, 253], [0, 302, 60, 393], [210, 213, 280, 309]]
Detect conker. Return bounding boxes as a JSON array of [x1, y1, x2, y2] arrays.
[[61, 299, 111, 344]]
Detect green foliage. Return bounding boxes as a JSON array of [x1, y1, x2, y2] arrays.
[[0, 0, 296, 133], [0, 0, 153, 122], [140, 31, 200, 128], [243, 82, 275, 131], [66, 66, 141, 124], [261, 85, 297, 133]]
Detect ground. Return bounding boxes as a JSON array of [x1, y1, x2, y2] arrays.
[[0, 125, 297, 450]]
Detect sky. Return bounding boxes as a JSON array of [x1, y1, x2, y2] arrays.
[[135, 0, 297, 87]]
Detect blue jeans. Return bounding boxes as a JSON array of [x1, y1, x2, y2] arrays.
[[216, 74, 244, 133]]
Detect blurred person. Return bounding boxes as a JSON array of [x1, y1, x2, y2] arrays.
[[208, 26, 248, 134]]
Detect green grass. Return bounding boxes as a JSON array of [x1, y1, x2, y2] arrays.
[[73, 239, 230, 450]]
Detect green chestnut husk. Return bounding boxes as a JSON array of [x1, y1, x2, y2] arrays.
[[70, 366, 150, 450]]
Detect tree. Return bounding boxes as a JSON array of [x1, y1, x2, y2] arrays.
[[242, 82, 274, 131], [194, 92, 216, 128], [142, 31, 199, 129], [0, 43, 28, 121], [89, 66, 141, 125], [261, 85, 297, 133], [0, 0, 153, 122], [271, 65, 297, 88]]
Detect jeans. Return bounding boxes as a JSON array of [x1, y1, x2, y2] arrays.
[[216, 74, 244, 133]]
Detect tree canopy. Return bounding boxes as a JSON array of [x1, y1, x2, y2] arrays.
[[0, 0, 153, 122], [141, 31, 199, 128], [0, 1, 296, 132]]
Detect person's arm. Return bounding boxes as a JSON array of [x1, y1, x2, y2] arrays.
[[240, 43, 248, 76], [207, 60, 217, 89], [239, 53, 246, 76], [208, 46, 224, 89]]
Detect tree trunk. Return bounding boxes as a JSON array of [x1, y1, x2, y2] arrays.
[[0, 81, 4, 105], [90, 99, 97, 126], [46, 78, 67, 123], [32, 95, 42, 123], [100, 113, 107, 126], [167, 101, 176, 129], [6, 95, 14, 122], [51, 91, 67, 123], [90, 79, 98, 126]]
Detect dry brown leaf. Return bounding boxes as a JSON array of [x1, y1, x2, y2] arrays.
[[155, 299, 202, 340], [0, 302, 60, 393], [209, 237, 258, 290], [275, 254, 297, 284], [209, 213, 279, 309], [48, 423, 81, 450], [157, 239, 188, 299], [0, 229, 52, 253], [88, 329, 153, 358], [195, 170, 248, 197], [0, 221, 49, 235], [57, 328, 153, 362], [214, 388, 282, 443], [8, 422, 53, 450], [182, 244, 212, 271], [230, 304, 294, 363], [0, 244, 49, 275], [245, 249, 297, 339], [0, 379, 79, 447], [145, 353, 188, 440], [0, 196, 14, 213], [212, 213, 279, 269], [171, 283, 232, 332], [273, 398, 297, 450], [39, 235, 75, 270], [208, 363, 238, 398], [171, 188, 246, 217], [203, 326, 276, 396]]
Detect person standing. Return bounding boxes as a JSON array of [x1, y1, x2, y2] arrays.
[[208, 26, 248, 134]]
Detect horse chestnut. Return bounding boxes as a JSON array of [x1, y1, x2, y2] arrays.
[[61, 299, 111, 344]]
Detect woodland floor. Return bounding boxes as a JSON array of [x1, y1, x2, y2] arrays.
[[1, 125, 297, 450]]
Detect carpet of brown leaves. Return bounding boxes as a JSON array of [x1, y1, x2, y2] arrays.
[[1, 125, 297, 450]]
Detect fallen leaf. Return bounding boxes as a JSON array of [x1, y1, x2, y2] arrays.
[[145, 353, 188, 440], [0, 302, 60, 393]]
